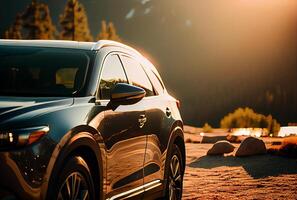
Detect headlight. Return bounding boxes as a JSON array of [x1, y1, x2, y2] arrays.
[[0, 126, 49, 148]]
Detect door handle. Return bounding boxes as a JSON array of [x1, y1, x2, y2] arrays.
[[166, 107, 171, 118], [138, 114, 147, 128]]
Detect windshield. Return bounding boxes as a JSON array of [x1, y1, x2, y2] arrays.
[[0, 46, 91, 97]]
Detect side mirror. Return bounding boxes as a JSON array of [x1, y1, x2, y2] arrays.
[[110, 83, 146, 105]]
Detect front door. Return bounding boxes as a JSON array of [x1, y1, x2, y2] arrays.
[[119, 54, 164, 190], [97, 53, 147, 198]]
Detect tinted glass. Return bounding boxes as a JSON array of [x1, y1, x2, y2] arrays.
[[0, 46, 90, 97], [56, 68, 79, 89], [120, 56, 154, 96], [143, 66, 164, 95], [99, 54, 128, 99]]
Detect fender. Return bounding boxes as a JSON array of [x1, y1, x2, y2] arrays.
[[166, 121, 184, 157], [41, 125, 105, 200], [166, 125, 185, 164]]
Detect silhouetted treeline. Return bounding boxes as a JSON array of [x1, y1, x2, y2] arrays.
[[3, 0, 121, 42], [195, 78, 297, 127]]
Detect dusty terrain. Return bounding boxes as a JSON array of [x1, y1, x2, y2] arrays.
[[182, 140, 297, 199]]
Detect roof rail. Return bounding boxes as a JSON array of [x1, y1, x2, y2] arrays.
[[92, 40, 141, 55]]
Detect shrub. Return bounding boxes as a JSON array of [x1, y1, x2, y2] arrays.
[[220, 107, 280, 135], [202, 123, 213, 133]]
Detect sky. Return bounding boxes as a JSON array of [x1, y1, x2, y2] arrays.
[[1, 0, 297, 126]]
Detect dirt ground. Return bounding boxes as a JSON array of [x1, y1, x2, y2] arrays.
[[182, 143, 297, 200]]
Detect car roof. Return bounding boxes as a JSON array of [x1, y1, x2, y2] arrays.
[[0, 39, 141, 55]]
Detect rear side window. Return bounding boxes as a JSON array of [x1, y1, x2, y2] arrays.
[[143, 67, 164, 95], [120, 56, 154, 96], [99, 54, 128, 99]]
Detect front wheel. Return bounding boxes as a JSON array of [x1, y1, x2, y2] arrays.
[[165, 144, 184, 200], [50, 156, 96, 200]]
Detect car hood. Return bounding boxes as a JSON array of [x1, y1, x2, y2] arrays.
[[0, 96, 73, 128]]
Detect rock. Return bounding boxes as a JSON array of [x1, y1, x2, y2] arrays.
[[207, 140, 235, 155], [201, 136, 227, 143], [235, 137, 266, 157]]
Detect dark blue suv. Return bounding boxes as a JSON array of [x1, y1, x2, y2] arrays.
[[0, 40, 185, 200]]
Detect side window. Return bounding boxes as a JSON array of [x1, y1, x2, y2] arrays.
[[143, 67, 164, 95], [121, 56, 154, 96], [99, 54, 128, 99], [120, 56, 154, 97]]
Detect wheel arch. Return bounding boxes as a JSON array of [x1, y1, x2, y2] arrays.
[[161, 121, 185, 197], [43, 126, 105, 200], [173, 134, 186, 172], [168, 122, 185, 171]]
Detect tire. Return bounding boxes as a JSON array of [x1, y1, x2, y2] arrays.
[[49, 156, 96, 200], [164, 144, 184, 200]]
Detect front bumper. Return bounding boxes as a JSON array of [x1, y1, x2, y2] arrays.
[[0, 151, 43, 200]]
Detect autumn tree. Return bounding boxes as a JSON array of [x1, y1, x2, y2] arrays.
[[107, 21, 121, 42], [96, 20, 121, 42], [266, 115, 281, 136], [96, 20, 108, 40], [21, 0, 56, 39], [3, 14, 23, 39], [59, 0, 93, 41]]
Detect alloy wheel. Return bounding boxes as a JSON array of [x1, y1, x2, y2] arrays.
[[168, 155, 182, 200], [57, 172, 89, 200]]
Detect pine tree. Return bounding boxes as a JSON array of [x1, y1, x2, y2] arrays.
[[96, 20, 121, 42], [59, 0, 93, 41], [21, 0, 56, 39], [96, 20, 109, 41], [3, 14, 23, 39], [108, 22, 121, 42]]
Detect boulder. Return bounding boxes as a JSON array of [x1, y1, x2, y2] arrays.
[[207, 140, 235, 155], [235, 137, 266, 157]]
